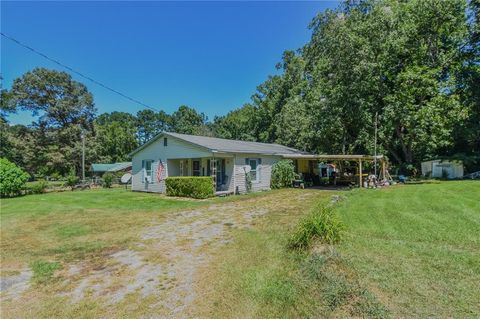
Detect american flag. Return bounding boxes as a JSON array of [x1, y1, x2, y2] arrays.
[[156, 160, 164, 182]]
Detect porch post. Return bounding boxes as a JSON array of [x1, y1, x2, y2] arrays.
[[359, 159, 363, 188], [211, 157, 216, 191]]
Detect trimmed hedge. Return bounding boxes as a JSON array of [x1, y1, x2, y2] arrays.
[[165, 176, 214, 199]]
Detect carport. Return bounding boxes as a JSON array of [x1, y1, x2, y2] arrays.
[[282, 154, 388, 188]]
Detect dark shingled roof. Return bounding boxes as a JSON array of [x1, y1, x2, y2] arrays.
[[129, 132, 307, 156]]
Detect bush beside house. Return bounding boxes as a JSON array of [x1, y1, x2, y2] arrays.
[[271, 159, 296, 189], [102, 172, 114, 188], [166, 177, 214, 199], [0, 158, 30, 197]]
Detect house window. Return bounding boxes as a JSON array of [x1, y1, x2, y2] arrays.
[[164, 137, 168, 146], [249, 158, 260, 182], [143, 159, 154, 183]]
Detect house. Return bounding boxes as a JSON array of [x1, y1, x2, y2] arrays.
[[421, 159, 463, 179], [128, 132, 307, 194], [90, 162, 132, 176]]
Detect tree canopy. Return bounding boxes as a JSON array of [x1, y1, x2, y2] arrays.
[[1, 0, 479, 177]]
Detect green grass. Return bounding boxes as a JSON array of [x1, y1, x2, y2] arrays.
[[30, 260, 62, 285], [0, 188, 211, 266], [1, 182, 479, 318], [205, 181, 480, 318], [336, 181, 480, 317]]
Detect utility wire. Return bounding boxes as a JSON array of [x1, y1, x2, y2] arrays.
[[1, 32, 160, 112]]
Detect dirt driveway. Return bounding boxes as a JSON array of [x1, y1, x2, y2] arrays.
[[1, 190, 318, 318]]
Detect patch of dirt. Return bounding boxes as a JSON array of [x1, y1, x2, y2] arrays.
[[0, 268, 32, 300], [48, 194, 320, 318], [60, 198, 275, 316]]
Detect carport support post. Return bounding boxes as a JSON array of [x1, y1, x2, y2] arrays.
[[382, 160, 386, 180], [359, 159, 363, 188]]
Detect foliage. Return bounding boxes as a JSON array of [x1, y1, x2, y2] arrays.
[[171, 105, 210, 135], [165, 176, 214, 199], [27, 180, 49, 194], [65, 175, 79, 189], [0, 158, 29, 197], [102, 172, 114, 188], [245, 170, 252, 192], [288, 204, 344, 249], [30, 260, 62, 285], [94, 112, 138, 163], [271, 159, 296, 189], [136, 109, 171, 144], [212, 0, 478, 166]]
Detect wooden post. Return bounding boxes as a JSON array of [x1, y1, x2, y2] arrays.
[[382, 160, 386, 181], [359, 159, 363, 188]]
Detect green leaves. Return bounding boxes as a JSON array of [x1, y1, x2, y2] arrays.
[[0, 158, 29, 197]]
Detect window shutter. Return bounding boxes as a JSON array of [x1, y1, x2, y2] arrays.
[[141, 160, 145, 183], [245, 158, 249, 165], [258, 158, 262, 165]]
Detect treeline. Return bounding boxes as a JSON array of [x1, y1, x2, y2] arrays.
[[1, 0, 479, 178], [0, 68, 212, 176], [213, 0, 479, 169]]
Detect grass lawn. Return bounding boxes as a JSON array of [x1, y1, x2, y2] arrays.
[[203, 181, 480, 318], [1, 181, 479, 318], [1, 188, 209, 270]]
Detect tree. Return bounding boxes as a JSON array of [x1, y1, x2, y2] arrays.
[[8, 68, 97, 176], [10, 68, 96, 129], [213, 104, 258, 141], [136, 109, 171, 144], [171, 105, 208, 135], [94, 112, 138, 163]]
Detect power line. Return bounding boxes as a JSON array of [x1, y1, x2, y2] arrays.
[[1, 32, 160, 112]]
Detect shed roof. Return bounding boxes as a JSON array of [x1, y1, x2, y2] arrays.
[[91, 162, 132, 172], [129, 132, 307, 156]]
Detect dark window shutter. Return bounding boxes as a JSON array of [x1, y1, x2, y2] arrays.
[[258, 158, 262, 165], [245, 158, 249, 165]]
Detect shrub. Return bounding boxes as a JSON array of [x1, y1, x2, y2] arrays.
[[288, 204, 344, 250], [65, 175, 79, 189], [0, 158, 29, 197], [27, 180, 49, 194], [271, 160, 296, 189], [166, 176, 214, 199], [50, 172, 62, 181], [102, 172, 114, 188]]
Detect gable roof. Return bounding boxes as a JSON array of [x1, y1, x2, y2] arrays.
[[91, 162, 132, 172], [129, 132, 307, 156]]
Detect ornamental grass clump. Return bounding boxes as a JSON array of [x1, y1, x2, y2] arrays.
[[288, 204, 344, 250]]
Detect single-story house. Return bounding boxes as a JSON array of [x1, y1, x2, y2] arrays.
[[90, 162, 132, 176], [128, 132, 308, 194], [421, 159, 463, 179]]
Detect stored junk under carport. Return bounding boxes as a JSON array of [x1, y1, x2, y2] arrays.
[[282, 154, 389, 188]]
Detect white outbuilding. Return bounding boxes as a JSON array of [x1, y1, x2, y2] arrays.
[[421, 159, 464, 179]]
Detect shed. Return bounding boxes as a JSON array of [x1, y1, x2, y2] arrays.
[[421, 160, 463, 179]]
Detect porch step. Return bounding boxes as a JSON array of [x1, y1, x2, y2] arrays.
[[215, 190, 234, 197]]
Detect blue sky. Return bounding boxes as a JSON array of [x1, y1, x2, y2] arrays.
[[1, 1, 339, 125]]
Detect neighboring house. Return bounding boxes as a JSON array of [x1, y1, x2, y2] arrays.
[[421, 159, 463, 179], [91, 162, 132, 176], [128, 132, 307, 194]]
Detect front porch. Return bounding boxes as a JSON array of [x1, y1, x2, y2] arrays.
[[167, 157, 235, 193]]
